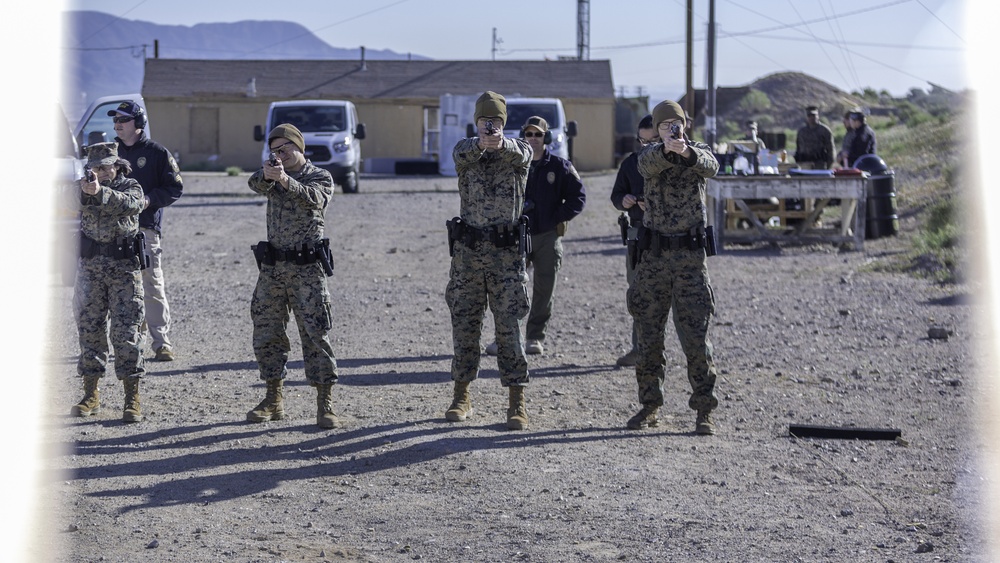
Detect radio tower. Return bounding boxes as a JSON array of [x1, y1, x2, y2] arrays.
[[577, 0, 590, 60]]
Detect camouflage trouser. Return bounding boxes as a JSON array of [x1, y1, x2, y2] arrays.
[[446, 242, 530, 386], [626, 248, 718, 412], [526, 230, 563, 342], [73, 256, 145, 380], [251, 262, 337, 384]]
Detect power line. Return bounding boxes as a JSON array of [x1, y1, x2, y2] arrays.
[[914, 0, 965, 43]]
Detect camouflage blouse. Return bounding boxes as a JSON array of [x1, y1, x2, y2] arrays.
[[248, 160, 333, 250], [637, 141, 719, 234], [453, 137, 532, 229], [78, 174, 143, 243]]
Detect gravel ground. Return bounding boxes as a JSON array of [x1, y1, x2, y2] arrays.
[[36, 170, 995, 562]]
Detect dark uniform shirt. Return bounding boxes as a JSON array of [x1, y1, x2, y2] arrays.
[[524, 148, 586, 235], [115, 132, 183, 233], [846, 124, 877, 167], [610, 151, 645, 225]]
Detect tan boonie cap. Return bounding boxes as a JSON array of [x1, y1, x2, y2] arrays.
[[86, 142, 119, 167]]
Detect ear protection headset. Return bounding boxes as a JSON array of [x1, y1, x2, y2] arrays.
[[519, 126, 552, 145], [131, 105, 147, 129]]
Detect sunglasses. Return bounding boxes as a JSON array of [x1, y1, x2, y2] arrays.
[[270, 141, 296, 157], [112, 116, 135, 124], [524, 131, 545, 138], [637, 136, 660, 145]]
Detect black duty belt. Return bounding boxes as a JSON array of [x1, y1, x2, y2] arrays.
[[636, 225, 717, 256], [446, 216, 531, 256], [252, 239, 334, 276], [79, 233, 149, 269]]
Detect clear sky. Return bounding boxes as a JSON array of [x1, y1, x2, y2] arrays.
[[65, 0, 969, 102]]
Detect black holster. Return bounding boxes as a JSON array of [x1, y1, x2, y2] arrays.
[[618, 213, 630, 246]]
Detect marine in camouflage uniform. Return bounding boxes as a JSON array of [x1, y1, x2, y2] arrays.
[[627, 100, 721, 435], [794, 106, 835, 170], [444, 91, 533, 430], [71, 142, 146, 423], [245, 124, 341, 429]]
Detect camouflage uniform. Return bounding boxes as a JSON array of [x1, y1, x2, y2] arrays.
[[629, 139, 720, 414], [74, 163, 146, 381], [794, 122, 835, 169], [446, 136, 532, 386], [247, 161, 337, 384]]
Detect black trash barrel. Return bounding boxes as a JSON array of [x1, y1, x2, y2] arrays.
[[854, 154, 899, 239], [866, 172, 899, 238]]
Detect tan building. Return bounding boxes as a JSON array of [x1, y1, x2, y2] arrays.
[[141, 58, 616, 172]]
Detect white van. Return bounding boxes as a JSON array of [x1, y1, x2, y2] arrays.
[[502, 97, 578, 161], [254, 100, 366, 193]]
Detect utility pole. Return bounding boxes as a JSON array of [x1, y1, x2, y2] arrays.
[[492, 28, 502, 61], [577, 0, 590, 60], [685, 0, 693, 124], [706, 0, 717, 149]]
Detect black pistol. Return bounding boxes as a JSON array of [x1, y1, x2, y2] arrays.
[[83, 164, 96, 182], [268, 152, 279, 167], [617, 213, 629, 246], [485, 119, 496, 136], [670, 123, 682, 140]]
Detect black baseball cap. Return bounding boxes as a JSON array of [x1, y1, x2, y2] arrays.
[[108, 101, 141, 118]]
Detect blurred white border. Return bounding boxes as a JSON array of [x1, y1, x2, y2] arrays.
[[0, 2, 61, 561], [966, 1, 1000, 558]]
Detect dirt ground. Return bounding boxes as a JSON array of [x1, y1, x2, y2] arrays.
[[37, 170, 996, 562]]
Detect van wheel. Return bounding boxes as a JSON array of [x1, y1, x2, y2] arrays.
[[341, 171, 358, 194]]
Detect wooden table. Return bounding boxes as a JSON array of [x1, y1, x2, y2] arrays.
[[706, 175, 868, 249]]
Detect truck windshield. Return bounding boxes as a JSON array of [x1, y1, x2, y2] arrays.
[[505, 103, 561, 130], [272, 106, 346, 133], [76, 101, 123, 151]]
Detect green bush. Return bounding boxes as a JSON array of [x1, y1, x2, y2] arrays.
[[225, 166, 243, 176]]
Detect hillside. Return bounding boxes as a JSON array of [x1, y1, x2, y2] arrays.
[[61, 11, 428, 119]]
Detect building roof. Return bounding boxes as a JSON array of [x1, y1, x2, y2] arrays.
[[143, 59, 615, 101]]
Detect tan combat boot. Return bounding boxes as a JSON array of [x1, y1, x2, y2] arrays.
[[122, 378, 142, 423], [696, 409, 716, 435], [445, 381, 473, 422], [626, 404, 659, 430], [506, 386, 529, 430], [316, 383, 342, 429], [71, 375, 101, 417], [247, 379, 285, 422]]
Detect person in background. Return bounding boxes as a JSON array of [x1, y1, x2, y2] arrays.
[[844, 110, 877, 168], [70, 142, 147, 423], [485, 116, 586, 356], [245, 124, 343, 429], [836, 109, 857, 167], [610, 114, 656, 367], [444, 91, 534, 430], [629, 99, 721, 435], [109, 101, 183, 362], [794, 105, 834, 170]]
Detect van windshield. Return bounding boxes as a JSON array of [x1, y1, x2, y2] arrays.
[[272, 106, 346, 133], [504, 103, 561, 130]]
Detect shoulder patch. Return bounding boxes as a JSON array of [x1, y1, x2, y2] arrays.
[[136, 156, 147, 169]]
